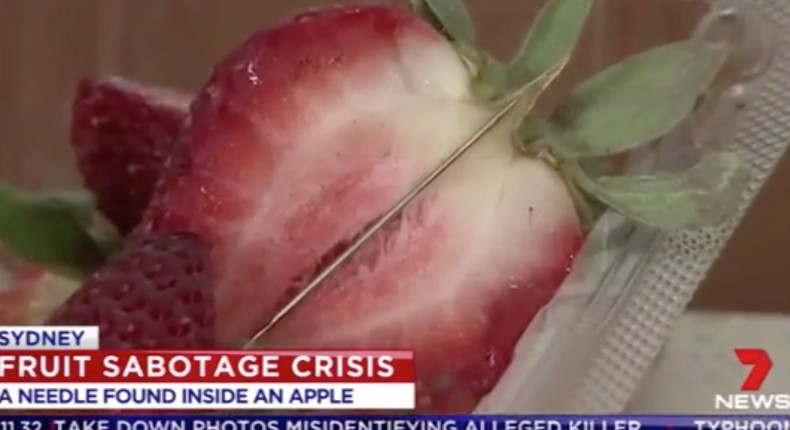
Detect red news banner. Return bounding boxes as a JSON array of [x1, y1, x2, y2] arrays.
[[0, 350, 416, 410]]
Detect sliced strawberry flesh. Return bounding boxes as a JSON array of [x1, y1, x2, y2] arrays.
[[138, 5, 485, 344], [259, 145, 582, 411]]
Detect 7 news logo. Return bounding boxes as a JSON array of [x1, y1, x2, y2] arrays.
[[714, 348, 790, 410]]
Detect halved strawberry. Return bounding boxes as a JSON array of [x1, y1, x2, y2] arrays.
[[48, 233, 214, 349], [71, 77, 190, 234], [125, 4, 581, 411]]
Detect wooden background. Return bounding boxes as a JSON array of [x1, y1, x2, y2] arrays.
[[0, 0, 786, 311]]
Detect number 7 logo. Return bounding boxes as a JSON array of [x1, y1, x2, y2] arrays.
[[735, 348, 772, 391]]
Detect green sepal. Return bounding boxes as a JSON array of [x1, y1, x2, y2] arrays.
[[39, 189, 96, 225], [544, 41, 728, 158], [560, 168, 605, 233], [514, 116, 554, 155], [507, 0, 593, 89], [567, 150, 750, 230], [409, 0, 476, 47], [0, 183, 117, 278], [502, 60, 570, 124], [566, 180, 595, 230]]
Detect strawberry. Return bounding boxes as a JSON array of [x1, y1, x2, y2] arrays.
[[71, 77, 190, 234], [130, 4, 582, 411], [42, 0, 739, 414], [48, 233, 214, 349]]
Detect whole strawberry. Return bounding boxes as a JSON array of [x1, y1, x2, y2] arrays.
[[71, 77, 190, 234], [48, 233, 214, 348], [42, 0, 742, 414]]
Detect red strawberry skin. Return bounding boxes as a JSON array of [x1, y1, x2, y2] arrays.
[[71, 77, 190, 234], [47, 233, 214, 349], [54, 4, 582, 412]]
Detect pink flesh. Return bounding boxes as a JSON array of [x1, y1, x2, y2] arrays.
[[261, 145, 582, 412], [139, 4, 582, 411]]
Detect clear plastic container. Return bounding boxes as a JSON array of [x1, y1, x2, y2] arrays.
[[0, 0, 784, 414]]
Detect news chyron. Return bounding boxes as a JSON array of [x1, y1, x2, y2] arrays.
[[0, 326, 413, 410], [0, 326, 786, 418]]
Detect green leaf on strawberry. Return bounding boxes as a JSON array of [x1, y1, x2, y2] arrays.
[[40, 189, 96, 225], [536, 41, 729, 158], [409, 0, 476, 47], [0, 183, 119, 278], [507, 0, 593, 89], [508, 30, 740, 231], [567, 151, 750, 229], [503, 60, 572, 124]]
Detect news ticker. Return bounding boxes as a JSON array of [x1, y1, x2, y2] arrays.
[[0, 416, 784, 430]]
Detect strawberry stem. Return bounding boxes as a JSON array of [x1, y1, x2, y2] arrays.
[[456, 44, 508, 101]]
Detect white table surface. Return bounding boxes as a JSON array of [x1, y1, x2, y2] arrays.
[[626, 310, 790, 414]]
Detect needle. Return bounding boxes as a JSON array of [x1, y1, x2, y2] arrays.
[[242, 68, 558, 348]]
